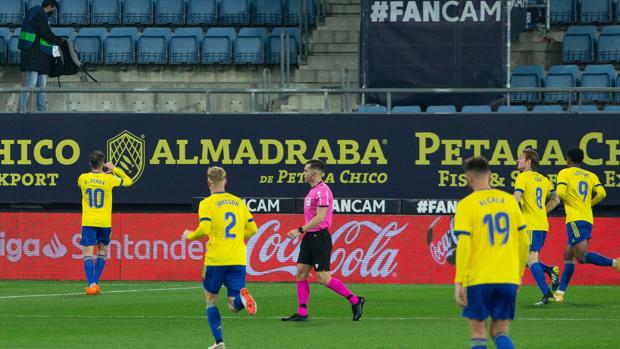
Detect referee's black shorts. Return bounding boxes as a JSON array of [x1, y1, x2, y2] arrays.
[[297, 229, 332, 271]]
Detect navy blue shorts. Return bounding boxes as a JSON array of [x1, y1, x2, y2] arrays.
[[463, 284, 518, 321], [203, 265, 246, 297], [80, 226, 112, 246], [566, 221, 592, 246], [529, 230, 547, 252]]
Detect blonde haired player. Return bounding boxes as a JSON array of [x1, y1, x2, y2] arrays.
[[182, 167, 258, 349], [78, 150, 133, 295]]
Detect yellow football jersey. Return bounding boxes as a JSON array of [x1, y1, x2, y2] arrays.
[[454, 189, 529, 287], [78, 168, 133, 228], [556, 167, 606, 224], [187, 192, 258, 266], [514, 171, 554, 231]]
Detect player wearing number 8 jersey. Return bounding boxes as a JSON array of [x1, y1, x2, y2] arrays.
[[182, 167, 258, 349], [554, 148, 620, 303], [78, 150, 133, 295], [454, 156, 529, 349]]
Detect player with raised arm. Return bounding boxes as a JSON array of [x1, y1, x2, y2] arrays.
[[513, 148, 561, 305], [182, 167, 258, 349], [454, 156, 530, 349], [78, 150, 133, 295], [553, 148, 620, 303]]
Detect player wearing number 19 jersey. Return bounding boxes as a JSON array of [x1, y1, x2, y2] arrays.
[[78, 150, 133, 295], [454, 156, 529, 349], [182, 167, 258, 349], [554, 148, 620, 303]]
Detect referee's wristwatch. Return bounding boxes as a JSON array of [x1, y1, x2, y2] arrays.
[[298, 227, 304, 234]]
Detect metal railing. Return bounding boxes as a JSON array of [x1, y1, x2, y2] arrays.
[[4, 86, 620, 114]]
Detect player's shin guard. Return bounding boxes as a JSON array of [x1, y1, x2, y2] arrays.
[[559, 260, 575, 292], [493, 333, 514, 349], [297, 280, 310, 316], [84, 256, 95, 285], [471, 337, 487, 349], [583, 252, 614, 267], [94, 253, 106, 284], [206, 304, 223, 343], [530, 262, 551, 296], [326, 277, 359, 305]]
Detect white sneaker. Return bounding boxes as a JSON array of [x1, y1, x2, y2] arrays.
[[208, 342, 225, 349]]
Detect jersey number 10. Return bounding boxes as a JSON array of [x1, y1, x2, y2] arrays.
[[483, 212, 510, 246], [86, 188, 105, 208]]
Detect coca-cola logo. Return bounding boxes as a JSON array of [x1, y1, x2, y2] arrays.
[[246, 220, 407, 279], [427, 217, 458, 265]]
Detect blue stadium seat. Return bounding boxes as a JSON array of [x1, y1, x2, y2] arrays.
[[598, 26, 620, 63], [254, 0, 283, 26], [239, 27, 268, 43], [550, 0, 576, 24], [510, 64, 545, 103], [391, 106, 422, 113], [0, 28, 10, 64], [51, 27, 76, 42], [580, 0, 612, 24], [220, 0, 250, 26], [272, 27, 301, 49], [461, 105, 492, 113], [92, 0, 121, 25], [60, 0, 89, 25], [170, 28, 203, 64], [235, 36, 263, 64], [285, 0, 316, 26], [187, 0, 217, 25], [497, 105, 527, 113], [532, 105, 564, 113], [142, 27, 173, 43], [426, 105, 456, 113], [357, 104, 387, 113], [202, 36, 232, 64], [603, 105, 620, 112], [581, 64, 615, 103], [9, 29, 20, 65], [106, 28, 138, 64], [76, 28, 107, 64], [155, 0, 184, 25], [24, 0, 58, 24], [545, 65, 580, 103], [563, 26, 598, 64], [569, 104, 599, 113], [123, 0, 153, 25], [138, 36, 167, 64], [206, 27, 237, 44], [268, 34, 298, 64], [0, 0, 23, 26]]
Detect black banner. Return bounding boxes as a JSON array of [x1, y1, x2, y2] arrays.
[[1, 113, 620, 206], [360, 0, 509, 107]]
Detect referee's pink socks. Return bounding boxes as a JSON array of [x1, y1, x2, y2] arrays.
[[327, 277, 359, 305], [297, 280, 310, 316]]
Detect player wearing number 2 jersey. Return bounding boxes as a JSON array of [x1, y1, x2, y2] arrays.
[[78, 150, 133, 295], [182, 167, 258, 349], [454, 156, 529, 349], [553, 148, 620, 303]]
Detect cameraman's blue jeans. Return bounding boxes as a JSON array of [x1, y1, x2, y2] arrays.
[[18, 71, 47, 112]]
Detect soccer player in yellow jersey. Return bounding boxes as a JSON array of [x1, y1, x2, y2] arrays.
[[182, 167, 258, 349], [78, 150, 133, 295], [513, 148, 561, 305], [454, 157, 529, 349], [554, 148, 620, 303]]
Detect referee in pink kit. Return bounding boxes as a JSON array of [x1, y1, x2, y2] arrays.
[[281, 159, 365, 322]]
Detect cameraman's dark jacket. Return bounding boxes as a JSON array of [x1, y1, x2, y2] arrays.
[[19, 6, 64, 75]]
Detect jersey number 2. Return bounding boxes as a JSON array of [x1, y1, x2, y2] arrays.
[[86, 188, 104, 208], [483, 212, 510, 246], [224, 212, 237, 239]]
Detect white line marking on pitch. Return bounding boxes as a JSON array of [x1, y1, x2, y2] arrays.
[[0, 286, 201, 299]]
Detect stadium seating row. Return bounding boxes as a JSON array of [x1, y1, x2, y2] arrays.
[[0, 0, 317, 27], [356, 104, 620, 113], [0, 26, 300, 65], [542, 0, 617, 25], [510, 64, 619, 104], [562, 25, 620, 64]]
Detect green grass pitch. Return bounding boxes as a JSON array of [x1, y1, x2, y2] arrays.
[[1, 281, 619, 348]]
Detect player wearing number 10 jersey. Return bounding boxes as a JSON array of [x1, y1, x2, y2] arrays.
[[182, 167, 258, 349], [554, 148, 620, 303], [454, 156, 529, 349], [78, 150, 133, 295]]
